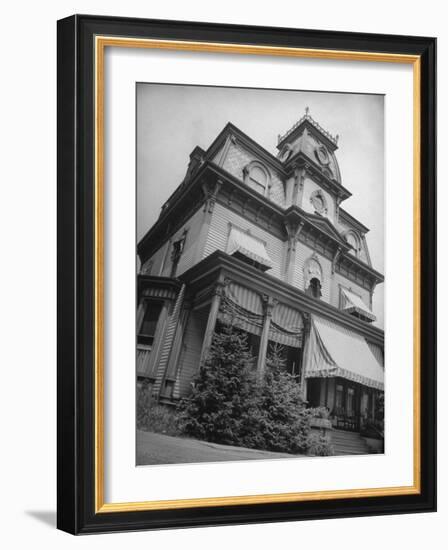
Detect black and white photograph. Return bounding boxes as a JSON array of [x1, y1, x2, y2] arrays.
[[136, 84, 385, 465]]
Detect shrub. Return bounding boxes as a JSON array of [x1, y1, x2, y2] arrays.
[[179, 328, 311, 455], [137, 385, 182, 436], [239, 343, 310, 453], [136, 381, 153, 430], [177, 318, 256, 445], [306, 432, 334, 457]]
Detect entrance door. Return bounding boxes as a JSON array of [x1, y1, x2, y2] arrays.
[[307, 378, 321, 407], [334, 379, 361, 431]]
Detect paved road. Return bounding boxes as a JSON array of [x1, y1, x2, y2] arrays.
[[136, 430, 297, 465]]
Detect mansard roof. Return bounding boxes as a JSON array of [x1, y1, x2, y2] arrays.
[[206, 121, 286, 175], [137, 159, 383, 286]]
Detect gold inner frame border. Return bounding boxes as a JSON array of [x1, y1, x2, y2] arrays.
[[94, 35, 421, 514]]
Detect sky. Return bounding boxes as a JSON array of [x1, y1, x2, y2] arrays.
[[137, 84, 384, 327]]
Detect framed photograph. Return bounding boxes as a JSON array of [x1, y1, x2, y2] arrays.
[[57, 15, 436, 534]]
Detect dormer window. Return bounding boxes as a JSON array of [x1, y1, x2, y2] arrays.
[[243, 161, 271, 197]]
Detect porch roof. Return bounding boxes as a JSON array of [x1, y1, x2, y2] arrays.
[[179, 250, 384, 346], [305, 315, 384, 390]]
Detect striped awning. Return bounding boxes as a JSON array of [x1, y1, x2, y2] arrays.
[[305, 315, 384, 390], [227, 226, 273, 270], [270, 302, 304, 347], [341, 288, 376, 322], [219, 283, 303, 346], [219, 282, 264, 336]]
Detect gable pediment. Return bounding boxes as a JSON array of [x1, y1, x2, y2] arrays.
[[305, 212, 348, 247]]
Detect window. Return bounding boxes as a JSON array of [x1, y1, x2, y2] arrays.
[[346, 387, 355, 416], [303, 254, 323, 297], [243, 162, 270, 197], [310, 190, 328, 215], [138, 301, 163, 347], [248, 166, 267, 194], [344, 231, 360, 257], [170, 230, 187, 277], [335, 384, 344, 411], [306, 277, 322, 299]]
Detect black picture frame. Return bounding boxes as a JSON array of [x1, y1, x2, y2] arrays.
[[57, 14, 436, 534]]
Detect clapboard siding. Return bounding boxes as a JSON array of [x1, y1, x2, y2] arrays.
[[294, 241, 332, 303], [174, 306, 209, 398], [144, 206, 205, 277], [205, 202, 285, 280], [142, 242, 167, 276], [221, 142, 285, 207]]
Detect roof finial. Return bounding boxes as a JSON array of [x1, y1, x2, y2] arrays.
[[336, 134, 339, 144], [305, 106, 310, 116]]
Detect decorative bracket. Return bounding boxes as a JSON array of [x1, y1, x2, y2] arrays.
[[332, 246, 342, 274], [201, 179, 223, 213]]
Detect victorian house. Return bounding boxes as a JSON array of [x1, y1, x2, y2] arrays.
[[137, 109, 384, 444]]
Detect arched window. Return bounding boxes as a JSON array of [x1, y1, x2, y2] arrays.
[[303, 255, 323, 299], [306, 277, 322, 299], [344, 231, 361, 257], [243, 161, 271, 197]]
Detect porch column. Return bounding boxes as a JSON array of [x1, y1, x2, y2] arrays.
[[256, 295, 276, 382], [199, 282, 224, 365]]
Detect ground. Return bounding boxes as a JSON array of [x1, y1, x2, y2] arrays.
[[136, 430, 298, 465]]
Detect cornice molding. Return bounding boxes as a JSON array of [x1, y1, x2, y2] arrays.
[[180, 250, 384, 345], [339, 207, 371, 234]]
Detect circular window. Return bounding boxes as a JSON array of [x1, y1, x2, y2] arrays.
[[310, 190, 327, 214], [315, 145, 330, 165]]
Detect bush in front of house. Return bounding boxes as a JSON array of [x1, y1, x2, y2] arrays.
[[136, 380, 153, 430], [178, 319, 311, 455], [177, 319, 256, 446], [142, 404, 183, 436], [137, 384, 182, 436], [239, 343, 310, 454]]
